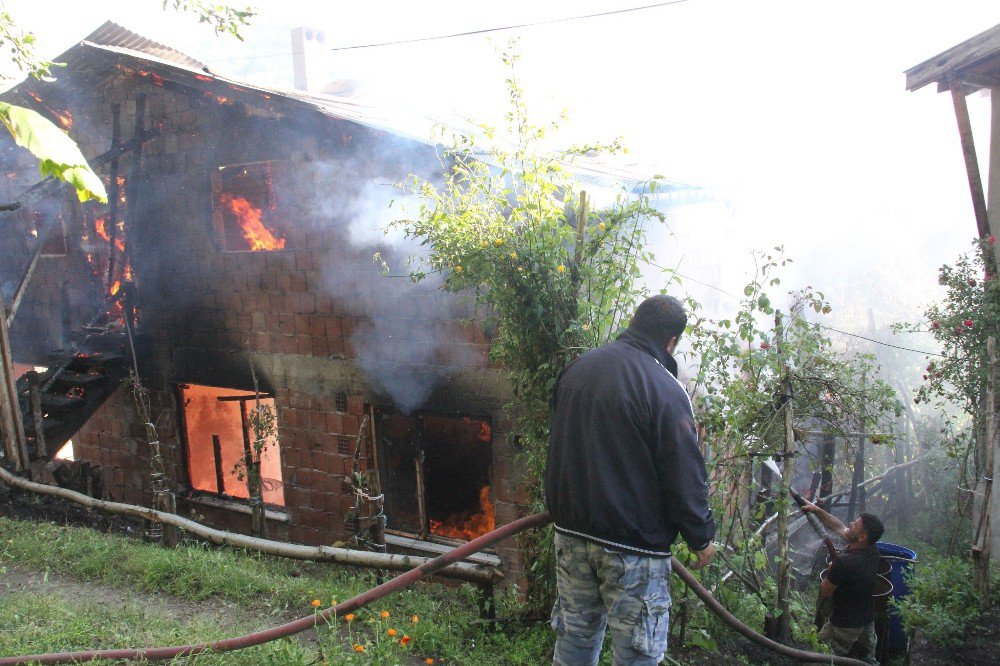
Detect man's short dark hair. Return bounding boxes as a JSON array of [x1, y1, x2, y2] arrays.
[[860, 513, 884, 544], [629, 295, 687, 346]]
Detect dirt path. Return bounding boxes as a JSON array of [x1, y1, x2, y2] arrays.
[[0, 563, 319, 655]]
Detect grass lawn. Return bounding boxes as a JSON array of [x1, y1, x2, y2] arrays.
[[0, 516, 552, 664]]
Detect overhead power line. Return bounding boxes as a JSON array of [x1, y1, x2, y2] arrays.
[[203, 1, 690, 63], [327, 1, 691, 52]]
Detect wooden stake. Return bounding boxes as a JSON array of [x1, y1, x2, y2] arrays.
[[0, 292, 28, 472], [973, 336, 997, 608], [212, 434, 225, 494], [26, 371, 45, 458]]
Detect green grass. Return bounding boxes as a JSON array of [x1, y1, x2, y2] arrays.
[[0, 516, 553, 664], [0, 590, 311, 665]]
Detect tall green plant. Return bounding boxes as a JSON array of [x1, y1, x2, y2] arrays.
[[684, 250, 901, 629], [392, 46, 666, 605], [393, 46, 665, 500]]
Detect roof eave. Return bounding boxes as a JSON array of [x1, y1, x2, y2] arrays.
[[905, 22, 1000, 93]]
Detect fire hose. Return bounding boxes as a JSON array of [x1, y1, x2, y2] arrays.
[[0, 511, 868, 665]]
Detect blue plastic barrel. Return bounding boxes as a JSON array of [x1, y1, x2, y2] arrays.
[[876, 542, 917, 656]]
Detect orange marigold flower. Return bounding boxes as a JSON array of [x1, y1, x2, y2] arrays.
[[387, 628, 397, 636], [412, 615, 419, 623], [400, 635, 412, 646], [310, 599, 321, 607], [344, 614, 355, 622], [381, 611, 390, 619], [557, 264, 566, 273], [425, 659, 435, 665], [354, 644, 365, 653]]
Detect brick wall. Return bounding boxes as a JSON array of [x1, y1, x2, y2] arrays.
[[10, 65, 530, 584]]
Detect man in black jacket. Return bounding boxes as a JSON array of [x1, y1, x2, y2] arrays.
[[545, 294, 716, 666]]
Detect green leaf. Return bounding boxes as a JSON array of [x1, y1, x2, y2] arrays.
[[0, 102, 107, 203]]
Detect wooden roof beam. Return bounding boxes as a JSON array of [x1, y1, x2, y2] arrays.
[[907, 22, 1000, 92]]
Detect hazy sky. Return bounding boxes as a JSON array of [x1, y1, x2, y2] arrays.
[[3, 1, 998, 345]]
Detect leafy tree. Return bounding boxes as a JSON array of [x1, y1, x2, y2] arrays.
[[897, 238, 1000, 603], [392, 45, 665, 604], [684, 250, 901, 639]]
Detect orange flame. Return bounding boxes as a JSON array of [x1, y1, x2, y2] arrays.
[[94, 217, 110, 242], [26, 91, 72, 129], [110, 280, 121, 296], [115, 238, 125, 252], [220, 193, 286, 251], [429, 486, 495, 541]]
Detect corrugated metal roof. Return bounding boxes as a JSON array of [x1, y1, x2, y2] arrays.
[[83, 20, 208, 71]]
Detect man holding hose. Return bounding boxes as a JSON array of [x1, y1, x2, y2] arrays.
[[801, 500, 884, 665], [545, 294, 716, 665]]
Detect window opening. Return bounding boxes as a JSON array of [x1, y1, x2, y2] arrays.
[[376, 409, 493, 542], [211, 161, 288, 252], [179, 383, 285, 506]]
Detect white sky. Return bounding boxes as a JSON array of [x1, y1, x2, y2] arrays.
[[3, 0, 998, 346]]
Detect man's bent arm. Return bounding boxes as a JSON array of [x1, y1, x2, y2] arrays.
[[801, 499, 849, 540]]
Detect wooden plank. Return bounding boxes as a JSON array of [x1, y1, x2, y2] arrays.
[[906, 22, 1000, 92], [951, 80, 993, 243]]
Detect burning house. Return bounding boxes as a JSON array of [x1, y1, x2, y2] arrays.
[[0, 22, 696, 583], [0, 22, 518, 575]]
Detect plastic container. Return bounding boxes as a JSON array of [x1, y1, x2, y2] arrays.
[[876, 542, 917, 656]]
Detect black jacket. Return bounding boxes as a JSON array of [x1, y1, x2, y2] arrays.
[[544, 328, 716, 556]]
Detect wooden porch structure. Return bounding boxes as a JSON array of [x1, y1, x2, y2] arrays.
[[905, 21, 1000, 596]]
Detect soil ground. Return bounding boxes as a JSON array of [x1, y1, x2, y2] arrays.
[[906, 603, 1000, 666]]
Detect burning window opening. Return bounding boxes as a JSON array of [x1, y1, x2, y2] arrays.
[[212, 161, 287, 252], [376, 410, 493, 543], [179, 383, 285, 506]]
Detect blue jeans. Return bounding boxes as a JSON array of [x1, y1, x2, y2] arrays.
[[551, 531, 672, 666]]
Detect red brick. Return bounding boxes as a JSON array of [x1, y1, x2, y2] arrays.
[[346, 395, 364, 416], [296, 336, 312, 355], [309, 316, 326, 337], [311, 337, 329, 357], [315, 292, 333, 314], [295, 252, 314, 271]]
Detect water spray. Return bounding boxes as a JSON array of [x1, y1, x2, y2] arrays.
[[763, 458, 838, 560]]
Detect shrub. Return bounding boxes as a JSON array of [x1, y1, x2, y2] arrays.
[[891, 556, 981, 647]]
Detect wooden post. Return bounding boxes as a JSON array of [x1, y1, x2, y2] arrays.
[[950, 80, 994, 269], [0, 292, 28, 473], [26, 370, 45, 458], [212, 434, 225, 495], [573, 191, 588, 265], [848, 376, 868, 522], [774, 311, 793, 643], [820, 433, 835, 501], [973, 337, 996, 608], [105, 103, 122, 290]]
